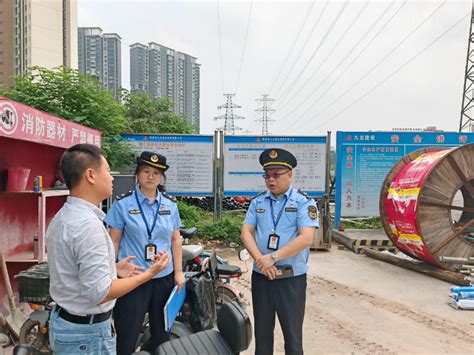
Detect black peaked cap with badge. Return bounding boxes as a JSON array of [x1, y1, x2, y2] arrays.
[[259, 148, 297, 170], [136, 151, 169, 171]]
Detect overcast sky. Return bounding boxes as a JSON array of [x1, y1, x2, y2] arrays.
[[78, 0, 472, 136]]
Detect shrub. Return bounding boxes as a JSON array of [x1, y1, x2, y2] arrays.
[[340, 217, 382, 229], [177, 201, 245, 246], [177, 200, 203, 227], [196, 215, 245, 246]]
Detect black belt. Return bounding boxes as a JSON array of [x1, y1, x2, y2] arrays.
[[56, 306, 112, 325]]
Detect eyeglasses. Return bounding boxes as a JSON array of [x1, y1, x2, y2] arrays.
[[262, 171, 290, 180], [140, 169, 162, 178]]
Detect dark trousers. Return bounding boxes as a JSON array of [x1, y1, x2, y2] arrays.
[[114, 272, 174, 355], [252, 272, 307, 355]]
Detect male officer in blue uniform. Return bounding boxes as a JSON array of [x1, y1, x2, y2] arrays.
[[240, 148, 319, 355]]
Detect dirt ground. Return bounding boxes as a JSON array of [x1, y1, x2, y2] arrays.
[[221, 244, 474, 355], [2, 243, 472, 355]]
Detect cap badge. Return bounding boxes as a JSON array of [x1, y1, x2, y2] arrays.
[[150, 154, 159, 162], [269, 150, 278, 159]]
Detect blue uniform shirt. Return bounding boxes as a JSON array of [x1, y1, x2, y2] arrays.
[[104, 186, 181, 278], [243, 186, 319, 276]]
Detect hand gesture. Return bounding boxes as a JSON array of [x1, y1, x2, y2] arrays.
[[116, 256, 144, 278], [146, 251, 169, 277]]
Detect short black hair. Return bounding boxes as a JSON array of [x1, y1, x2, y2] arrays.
[[61, 144, 104, 189]]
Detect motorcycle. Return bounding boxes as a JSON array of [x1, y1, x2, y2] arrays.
[[147, 300, 252, 355], [16, 304, 52, 354], [136, 248, 245, 351], [181, 233, 245, 307], [13, 263, 52, 354]]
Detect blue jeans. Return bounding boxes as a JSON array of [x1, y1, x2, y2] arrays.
[[49, 307, 116, 354]]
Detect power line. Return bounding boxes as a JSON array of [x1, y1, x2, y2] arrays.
[[275, 0, 397, 122], [276, 0, 407, 132], [266, 0, 317, 95], [235, 0, 254, 94], [216, 0, 225, 93], [310, 10, 469, 132], [275, 0, 369, 113], [297, 0, 447, 128], [270, 0, 331, 99], [275, 0, 350, 106]]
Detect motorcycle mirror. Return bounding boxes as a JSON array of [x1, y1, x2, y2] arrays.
[[238, 249, 250, 262]]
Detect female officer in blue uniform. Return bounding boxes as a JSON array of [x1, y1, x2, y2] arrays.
[[240, 148, 319, 355], [105, 151, 185, 354]]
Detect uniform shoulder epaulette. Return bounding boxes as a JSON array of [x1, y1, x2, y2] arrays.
[[252, 191, 266, 200], [297, 189, 311, 200], [116, 190, 133, 200], [162, 191, 177, 202]]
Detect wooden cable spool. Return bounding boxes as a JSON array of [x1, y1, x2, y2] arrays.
[[380, 143, 474, 271]]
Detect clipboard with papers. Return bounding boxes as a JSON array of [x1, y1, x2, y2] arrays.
[[163, 280, 187, 332]]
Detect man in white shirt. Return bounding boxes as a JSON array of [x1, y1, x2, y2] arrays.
[[46, 144, 169, 354]]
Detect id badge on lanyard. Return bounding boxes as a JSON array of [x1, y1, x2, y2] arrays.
[[135, 191, 161, 262], [268, 190, 292, 251], [145, 243, 157, 262], [267, 233, 280, 250]]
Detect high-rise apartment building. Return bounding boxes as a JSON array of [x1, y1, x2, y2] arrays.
[[78, 27, 121, 97], [130, 43, 148, 93], [0, 0, 77, 87], [130, 42, 200, 131]]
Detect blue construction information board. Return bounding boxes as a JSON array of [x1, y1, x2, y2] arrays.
[[335, 131, 474, 226]]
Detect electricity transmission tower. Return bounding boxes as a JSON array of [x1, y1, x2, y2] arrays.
[[460, 3, 474, 132], [214, 94, 244, 135], [255, 94, 275, 135]]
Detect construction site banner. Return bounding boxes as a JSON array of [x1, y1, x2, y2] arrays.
[[122, 134, 214, 196], [335, 131, 474, 226], [223, 135, 327, 197]]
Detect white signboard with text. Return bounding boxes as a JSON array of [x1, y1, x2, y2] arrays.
[[122, 134, 213, 196], [223, 136, 327, 196]]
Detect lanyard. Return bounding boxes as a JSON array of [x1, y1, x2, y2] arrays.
[[134, 190, 161, 240], [269, 189, 293, 233]]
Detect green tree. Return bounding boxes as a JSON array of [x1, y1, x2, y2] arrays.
[[1, 67, 197, 169], [0, 66, 135, 168], [123, 91, 195, 134]]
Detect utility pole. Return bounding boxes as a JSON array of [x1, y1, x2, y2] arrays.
[[460, 2, 474, 132], [214, 94, 244, 135], [255, 94, 275, 135]]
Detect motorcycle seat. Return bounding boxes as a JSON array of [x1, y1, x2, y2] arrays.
[[217, 264, 242, 276], [182, 244, 204, 261], [156, 329, 233, 355], [156, 301, 252, 355], [180, 227, 197, 238]]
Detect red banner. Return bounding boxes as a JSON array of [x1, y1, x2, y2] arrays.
[[384, 150, 451, 264], [0, 97, 101, 148]]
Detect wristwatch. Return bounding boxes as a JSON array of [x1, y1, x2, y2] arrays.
[[271, 251, 279, 261]]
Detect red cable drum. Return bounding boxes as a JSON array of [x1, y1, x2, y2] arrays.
[[380, 144, 474, 271]]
